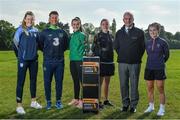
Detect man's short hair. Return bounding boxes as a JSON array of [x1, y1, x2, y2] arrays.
[[49, 11, 59, 17], [123, 11, 134, 20]]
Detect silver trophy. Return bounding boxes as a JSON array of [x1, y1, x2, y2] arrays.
[[85, 34, 94, 56], [87, 34, 94, 56], [82, 23, 99, 56]]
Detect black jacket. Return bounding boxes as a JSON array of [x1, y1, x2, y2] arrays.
[[114, 25, 145, 64], [93, 31, 114, 62]]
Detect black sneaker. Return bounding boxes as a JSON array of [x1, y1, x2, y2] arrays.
[[104, 100, 113, 106], [120, 106, 128, 112], [130, 107, 136, 113], [99, 102, 104, 109]]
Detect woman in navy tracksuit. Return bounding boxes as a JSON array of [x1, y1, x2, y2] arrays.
[[144, 22, 169, 116], [13, 11, 42, 114]]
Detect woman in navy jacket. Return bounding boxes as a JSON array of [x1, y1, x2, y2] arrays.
[[144, 22, 169, 116], [13, 11, 42, 114]]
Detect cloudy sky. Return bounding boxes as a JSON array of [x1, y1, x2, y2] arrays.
[[0, 0, 179, 33]]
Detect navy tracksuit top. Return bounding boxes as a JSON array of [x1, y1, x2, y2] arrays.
[[39, 28, 69, 61], [145, 37, 170, 70], [13, 25, 39, 61]]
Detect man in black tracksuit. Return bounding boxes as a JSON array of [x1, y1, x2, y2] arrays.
[[39, 11, 69, 110], [114, 12, 145, 113]]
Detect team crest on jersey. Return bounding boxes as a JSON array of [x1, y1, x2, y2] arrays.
[[157, 44, 160, 48], [53, 38, 60, 46], [59, 33, 63, 38]]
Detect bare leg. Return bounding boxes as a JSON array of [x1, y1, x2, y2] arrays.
[[104, 76, 111, 100], [31, 98, 36, 102], [146, 80, 154, 103], [17, 103, 23, 107], [156, 80, 165, 104], [100, 77, 104, 100]]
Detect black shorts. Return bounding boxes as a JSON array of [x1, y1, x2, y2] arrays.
[[144, 69, 166, 80], [100, 63, 115, 77]]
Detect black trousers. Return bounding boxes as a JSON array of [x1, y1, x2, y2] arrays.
[[70, 61, 82, 99], [16, 60, 38, 103]]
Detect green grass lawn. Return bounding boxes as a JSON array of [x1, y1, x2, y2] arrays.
[[0, 50, 180, 119]]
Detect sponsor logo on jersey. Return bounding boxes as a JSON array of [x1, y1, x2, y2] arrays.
[[59, 33, 63, 38], [157, 43, 160, 48], [53, 38, 60, 46]]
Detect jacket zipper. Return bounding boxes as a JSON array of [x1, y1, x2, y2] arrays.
[[152, 39, 155, 51]]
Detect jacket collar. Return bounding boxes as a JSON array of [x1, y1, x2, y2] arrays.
[[100, 30, 109, 34], [151, 36, 160, 41], [122, 23, 135, 30], [49, 24, 60, 30], [73, 30, 80, 34]]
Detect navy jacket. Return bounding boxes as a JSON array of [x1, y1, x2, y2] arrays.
[[39, 28, 69, 61], [145, 37, 170, 70], [114, 25, 145, 64], [13, 25, 39, 61]]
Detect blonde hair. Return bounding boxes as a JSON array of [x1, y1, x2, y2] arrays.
[[22, 11, 35, 29]]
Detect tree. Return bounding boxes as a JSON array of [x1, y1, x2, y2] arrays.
[[174, 32, 180, 41], [60, 23, 70, 35], [110, 18, 116, 37], [159, 25, 166, 38], [35, 22, 47, 32], [35, 22, 70, 34], [0, 20, 16, 50], [165, 32, 173, 42]]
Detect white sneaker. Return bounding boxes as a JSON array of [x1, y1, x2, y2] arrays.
[[76, 100, 83, 109], [68, 99, 79, 106], [157, 108, 165, 116], [144, 106, 154, 113], [30, 101, 42, 109], [16, 106, 26, 115]]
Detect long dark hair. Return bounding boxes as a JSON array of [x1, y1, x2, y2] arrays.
[[72, 17, 83, 32]]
